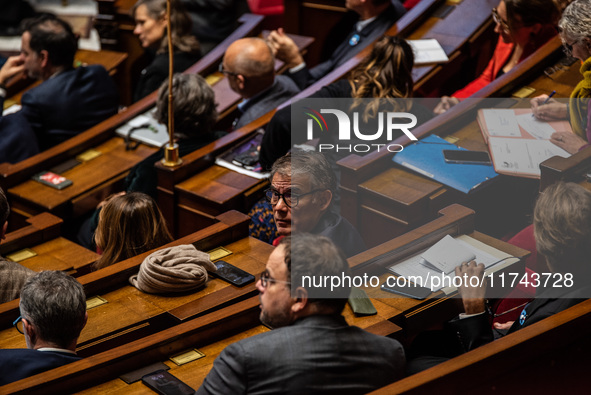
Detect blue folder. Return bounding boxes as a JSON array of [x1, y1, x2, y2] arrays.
[[392, 134, 499, 194]]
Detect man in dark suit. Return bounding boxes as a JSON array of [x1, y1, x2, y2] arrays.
[[0, 270, 87, 385], [0, 14, 118, 152], [408, 182, 591, 373], [267, 0, 406, 89], [220, 37, 300, 130], [197, 234, 405, 394]]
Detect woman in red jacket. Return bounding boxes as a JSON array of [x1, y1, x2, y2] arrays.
[[434, 0, 559, 114]]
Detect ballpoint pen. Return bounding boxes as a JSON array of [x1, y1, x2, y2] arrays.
[[532, 90, 556, 117]]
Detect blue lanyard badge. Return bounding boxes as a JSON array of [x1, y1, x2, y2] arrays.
[[349, 34, 360, 46], [519, 306, 528, 326]]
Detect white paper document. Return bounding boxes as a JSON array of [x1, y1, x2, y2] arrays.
[[115, 109, 170, 148], [515, 114, 556, 139], [482, 109, 521, 137], [420, 235, 476, 274], [488, 138, 570, 177], [389, 235, 518, 293], [407, 39, 449, 65]]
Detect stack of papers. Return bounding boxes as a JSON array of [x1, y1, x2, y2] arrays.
[[420, 235, 476, 273], [407, 39, 449, 65]]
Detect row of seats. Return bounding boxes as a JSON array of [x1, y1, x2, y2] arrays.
[[2, 0, 590, 392]]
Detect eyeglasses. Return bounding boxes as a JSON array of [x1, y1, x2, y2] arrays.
[[260, 271, 291, 288], [492, 8, 510, 33], [218, 62, 239, 77], [264, 188, 324, 208], [13, 316, 24, 334], [562, 38, 580, 58]]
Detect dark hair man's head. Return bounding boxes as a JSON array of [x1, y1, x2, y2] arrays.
[[19, 14, 77, 80], [19, 271, 87, 351], [256, 234, 351, 329]]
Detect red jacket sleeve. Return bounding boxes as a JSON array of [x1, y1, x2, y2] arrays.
[[452, 36, 513, 99]]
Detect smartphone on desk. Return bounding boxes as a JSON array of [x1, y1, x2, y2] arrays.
[[141, 370, 195, 395], [211, 260, 255, 287], [443, 149, 491, 165]]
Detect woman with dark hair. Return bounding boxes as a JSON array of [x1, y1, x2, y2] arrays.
[[435, 0, 559, 113], [93, 192, 173, 270], [132, 0, 201, 102], [260, 35, 420, 170]]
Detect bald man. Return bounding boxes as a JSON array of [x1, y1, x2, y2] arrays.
[[220, 38, 300, 129]]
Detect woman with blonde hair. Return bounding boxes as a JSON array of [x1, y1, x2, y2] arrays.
[[93, 192, 173, 270], [131, 0, 201, 102]]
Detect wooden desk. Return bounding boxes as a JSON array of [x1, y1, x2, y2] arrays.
[[153, 0, 493, 238], [0, 203, 527, 393], [8, 137, 158, 219], [373, 299, 591, 394], [348, 204, 529, 334], [0, 13, 265, 194], [338, 38, 582, 246], [0, 211, 272, 358], [1, 15, 297, 225], [0, 212, 98, 277], [77, 299, 402, 394]]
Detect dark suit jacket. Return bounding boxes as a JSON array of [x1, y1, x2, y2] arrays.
[[313, 209, 366, 258], [288, 1, 406, 89], [0, 97, 39, 163], [408, 283, 591, 374], [180, 0, 249, 54], [449, 284, 591, 352], [19, 65, 118, 150], [233, 75, 300, 130], [197, 315, 405, 394], [0, 349, 80, 385], [133, 51, 201, 103]]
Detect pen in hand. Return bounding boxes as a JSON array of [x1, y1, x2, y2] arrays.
[[532, 90, 556, 118]]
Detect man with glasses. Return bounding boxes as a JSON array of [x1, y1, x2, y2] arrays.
[[220, 37, 299, 130], [197, 234, 405, 394], [0, 271, 87, 385], [0, 14, 118, 152], [256, 150, 365, 257], [0, 187, 34, 304]]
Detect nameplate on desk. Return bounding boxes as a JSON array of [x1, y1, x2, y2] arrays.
[[206, 74, 223, 85], [86, 295, 108, 310], [6, 248, 37, 263], [76, 149, 102, 162], [512, 86, 536, 98], [207, 246, 233, 261], [170, 349, 206, 366]]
